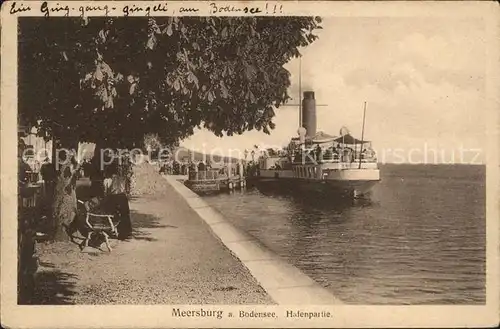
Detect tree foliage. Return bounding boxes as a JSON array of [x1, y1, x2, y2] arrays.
[[143, 132, 162, 151], [19, 16, 322, 148]]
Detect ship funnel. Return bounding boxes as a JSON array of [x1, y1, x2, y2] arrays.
[[302, 91, 316, 138]]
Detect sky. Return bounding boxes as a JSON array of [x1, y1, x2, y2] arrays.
[[181, 17, 488, 164]]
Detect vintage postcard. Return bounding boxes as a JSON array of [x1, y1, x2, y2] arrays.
[[1, 0, 499, 328]]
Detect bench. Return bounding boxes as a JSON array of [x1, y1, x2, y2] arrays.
[[77, 199, 121, 252]]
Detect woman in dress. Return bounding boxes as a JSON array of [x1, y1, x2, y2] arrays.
[[103, 160, 132, 240]]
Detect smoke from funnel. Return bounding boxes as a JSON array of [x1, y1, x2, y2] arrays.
[[302, 91, 316, 138]]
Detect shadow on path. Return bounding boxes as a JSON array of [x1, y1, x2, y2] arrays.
[[27, 262, 78, 305], [76, 180, 178, 243], [130, 210, 177, 242]]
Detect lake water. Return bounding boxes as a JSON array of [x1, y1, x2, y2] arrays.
[[202, 164, 486, 304]]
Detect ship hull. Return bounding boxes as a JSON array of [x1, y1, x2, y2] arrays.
[[250, 153, 380, 198], [247, 174, 379, 198]]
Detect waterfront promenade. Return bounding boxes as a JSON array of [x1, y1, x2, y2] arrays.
[[32, 163, 341, 305], [32, 164, 273, 304]]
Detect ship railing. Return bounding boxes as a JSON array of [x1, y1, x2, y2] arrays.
[[354, 154, 378, 163], [320, 156, 378, 165], [358, 158, 377, 163], [318, 156, 340, 164], [188, 170, 220, 181], [316, 151, 339, 162]]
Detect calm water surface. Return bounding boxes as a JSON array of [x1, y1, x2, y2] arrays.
[[203, 164, 486, 304]]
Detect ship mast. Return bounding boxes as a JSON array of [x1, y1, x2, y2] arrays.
[[358, 102, 367, 169], [298, 56, 302, 128]]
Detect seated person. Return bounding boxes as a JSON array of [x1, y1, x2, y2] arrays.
[[365, 147, 375, 158], [341, 147, 352, 162], [18, 158, 32, 186], [323, 148, 333, 160], [198, 161, 206, 172], [159, 164, 167, 174], [105, 164, 132, 240], [18, 139, 32, 186], [40, 158, 56, 187], [89, 158, 105, 198], [81, 162, 132, 240]]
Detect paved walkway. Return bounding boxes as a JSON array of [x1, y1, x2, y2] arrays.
[[31, 165, 273, 305], [165, 175, 343, 305]]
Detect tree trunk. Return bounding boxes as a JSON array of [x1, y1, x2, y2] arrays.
[[50, 136, 79, 241]]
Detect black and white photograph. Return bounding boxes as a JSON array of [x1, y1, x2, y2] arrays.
[[2, 1, 499, 328]]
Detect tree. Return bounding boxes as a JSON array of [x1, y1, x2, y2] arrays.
[[143, 132, 164, 161], [18, 16, 322, 240], [143, 133, 162, 151]]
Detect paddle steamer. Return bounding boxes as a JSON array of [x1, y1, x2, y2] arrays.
[[252, 91, 380, 197]]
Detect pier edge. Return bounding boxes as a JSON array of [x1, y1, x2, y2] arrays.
[[162, 174, 343, 305]]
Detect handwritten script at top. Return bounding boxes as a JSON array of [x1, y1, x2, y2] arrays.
[[8, 1, 284, 17]]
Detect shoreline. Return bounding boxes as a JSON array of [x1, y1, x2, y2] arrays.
[[162, 174, 343, 305]]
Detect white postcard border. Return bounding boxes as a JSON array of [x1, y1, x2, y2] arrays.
[[1, 1, 498, 328]]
